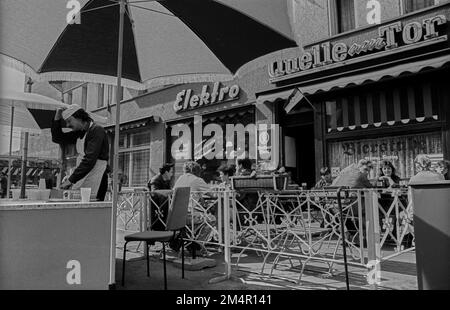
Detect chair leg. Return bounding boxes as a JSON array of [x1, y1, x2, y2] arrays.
[[162, 242, 167, 290], [181, 238, 185, 279], [192, 244, 197, 260], [122, 241, 128, 286], [146, 242, 150, 277]]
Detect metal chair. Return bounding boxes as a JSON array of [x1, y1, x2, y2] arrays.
[[122, 187, 191, 289]]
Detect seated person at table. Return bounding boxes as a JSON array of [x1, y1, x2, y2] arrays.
[[409, 155, 444, 185], [174, 161, 216, 256], [146, 163, 174, 231], [148, 163, 174, 191], [236, 158, 257, 178], [217, 164, 236, 189], [377, 160, 401, 188], [436, 160, 450, 180], [332, 160, 374, 188], [377, 161, 404, 238], [314, 167, 333, 189], [174, 161, 210, 192]]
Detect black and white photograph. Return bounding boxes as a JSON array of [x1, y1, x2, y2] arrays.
[[0, 0, 449, 296]]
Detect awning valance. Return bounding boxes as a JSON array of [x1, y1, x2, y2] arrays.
[[256, 89, 296, 105], [105, 116, 159, 132], [301, 54, 450, 95]]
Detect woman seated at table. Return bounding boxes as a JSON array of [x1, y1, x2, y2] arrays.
[[174, 161, 216, 256], [314, 167, 333, 189], [376, 160, 405, 241], [217, 164, 236, 189], [377, 160, 401, 188], [236, 158, 257, 178], [436, 160, 450, 180]]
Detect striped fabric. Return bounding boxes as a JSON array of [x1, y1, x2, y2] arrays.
[[326, 81, 440, 133]]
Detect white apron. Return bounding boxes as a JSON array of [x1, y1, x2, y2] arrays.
[[71, 123, 107, 197]]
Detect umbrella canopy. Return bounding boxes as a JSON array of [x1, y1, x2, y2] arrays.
[[0, 89, 107, 130], [0, 0, 296, 90], [0, 89, 66, 132]]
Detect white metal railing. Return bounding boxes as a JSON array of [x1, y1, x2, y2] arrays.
[[115, 187, 415, 284]]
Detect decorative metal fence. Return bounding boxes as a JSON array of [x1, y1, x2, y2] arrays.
[[115, 187, 415, 284]]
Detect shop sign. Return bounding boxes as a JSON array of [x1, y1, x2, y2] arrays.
[[328, 132, 442, 179], [269, 15, 448, 82], [173, 82, 240, 112]]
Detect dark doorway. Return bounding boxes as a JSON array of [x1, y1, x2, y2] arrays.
[[282, 112, 316, 188]]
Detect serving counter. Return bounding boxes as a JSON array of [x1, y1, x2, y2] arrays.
[[0, 200, 112, 290]]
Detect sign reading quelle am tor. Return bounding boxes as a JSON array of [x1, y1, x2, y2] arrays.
[[174, 82, 240, 112], [269, 15, 448, 82]]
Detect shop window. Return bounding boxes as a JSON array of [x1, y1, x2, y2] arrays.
[[331, 0, 356, 34], [119, 134, 127, 149], [118, 130, 151, 187], [167, 109, 255, 183], [402, 0, 444, 14], [328, 132, 443, 179], [130, 131, 151, 147]]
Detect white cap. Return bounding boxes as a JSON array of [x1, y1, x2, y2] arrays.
[[62, 104, 83, 120]]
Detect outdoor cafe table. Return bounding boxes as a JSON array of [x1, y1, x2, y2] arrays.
[[0, 199, 112, 289]]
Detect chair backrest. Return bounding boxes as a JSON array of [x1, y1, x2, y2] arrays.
[[165, 187, 191, 231]]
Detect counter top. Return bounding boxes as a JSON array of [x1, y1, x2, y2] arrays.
[[0, 199, 112, 211]]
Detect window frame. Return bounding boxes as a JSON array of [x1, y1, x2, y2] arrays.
[[400, 0, 442, 14], [328, 0, 358, 35], [117, 128, 151, 187]]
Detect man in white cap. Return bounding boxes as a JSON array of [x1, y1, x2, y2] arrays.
[[52, 104, 109, 200]]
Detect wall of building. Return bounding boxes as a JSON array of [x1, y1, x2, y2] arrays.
[[289, 0, 450, 48], [288, 0, 330, 49], [97, 77, 262, 182], [354, 0, 402, 28]]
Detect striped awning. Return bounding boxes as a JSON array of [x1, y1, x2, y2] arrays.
[[2, 167, 59, 177], [326, 78, 442, 133], [302, 55, 450, 95], [256, 55, 450, 110]]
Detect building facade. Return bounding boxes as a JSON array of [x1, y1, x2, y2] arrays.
[[262, 0, 450, 186], [93, 79, 259, 187], [86, 0, 450, 189]]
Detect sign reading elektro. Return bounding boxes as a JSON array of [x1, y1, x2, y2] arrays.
[[268, 15, 448, 83], [173, 82, 240, 112]]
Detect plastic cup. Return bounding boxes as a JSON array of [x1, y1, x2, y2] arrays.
[[12, 189, 21, 200], [27, 189, 40, 201], [39, 178, 46, 190], [80, 188, 92, 203], [40, 189, 51, 201]]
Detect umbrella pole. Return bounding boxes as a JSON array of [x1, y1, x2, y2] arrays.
[[19, 133, 28, 199], [110, 0, 125, 289], [7, 104, 15, 198]]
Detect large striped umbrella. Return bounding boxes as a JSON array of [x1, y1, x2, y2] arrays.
[[0, 0, 296, 90]]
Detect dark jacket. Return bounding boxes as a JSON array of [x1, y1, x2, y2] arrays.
[[148, 174, 171, 191], [51, 119, 109, 184]]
